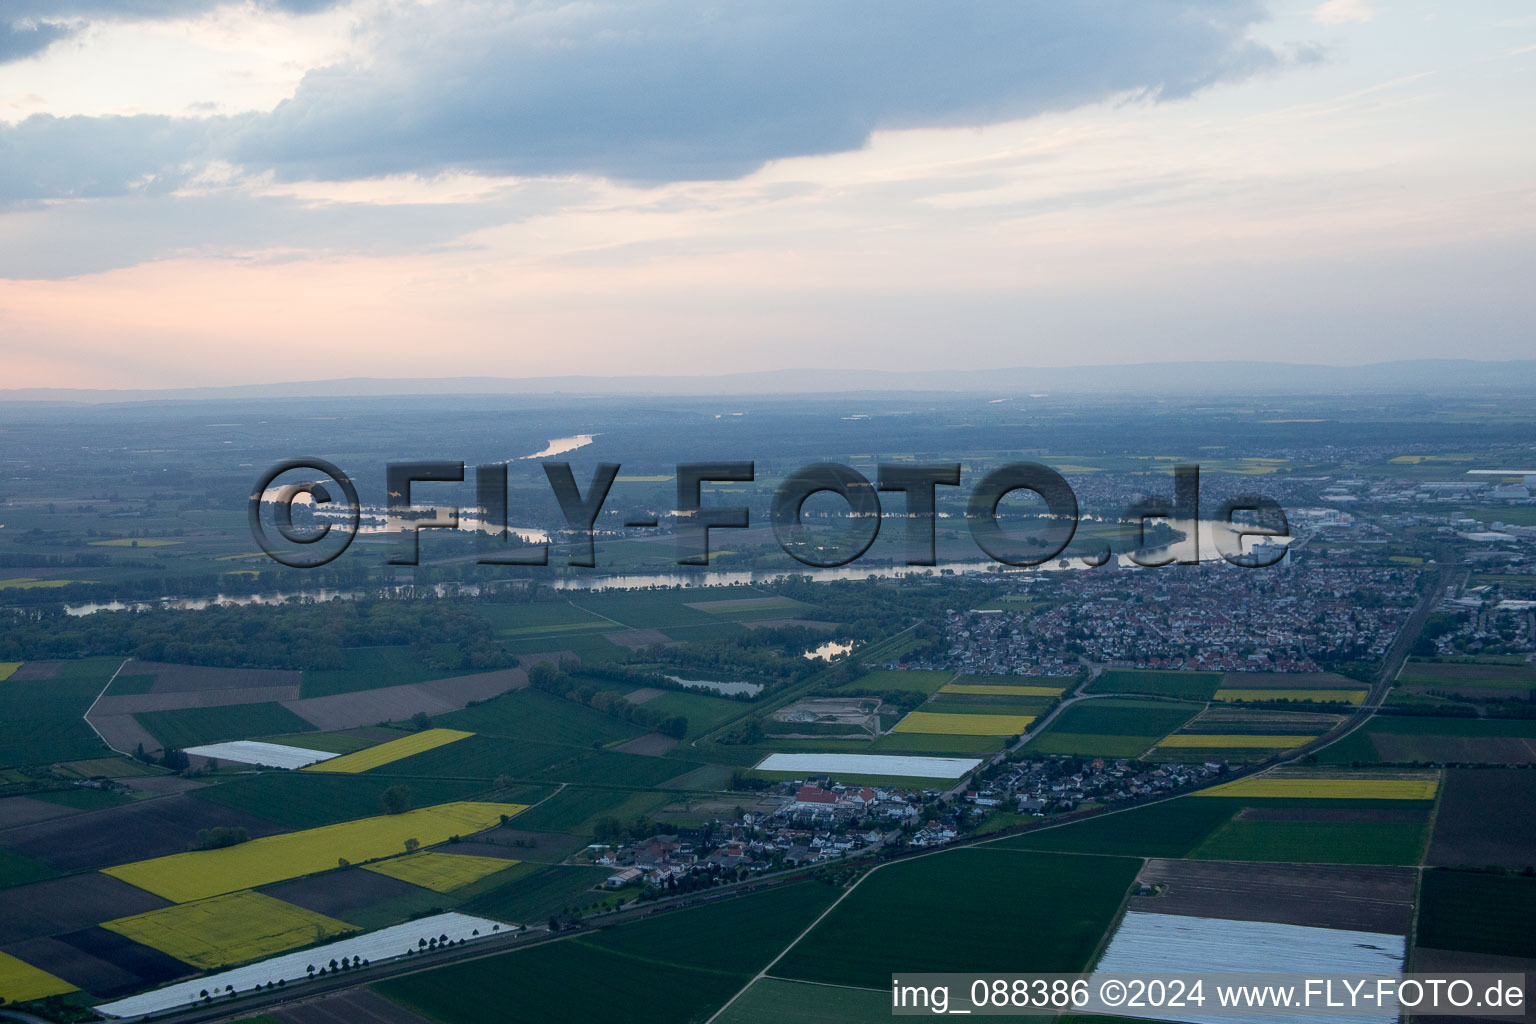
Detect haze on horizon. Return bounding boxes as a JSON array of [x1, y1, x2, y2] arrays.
[[0, 0, 1531, 389]]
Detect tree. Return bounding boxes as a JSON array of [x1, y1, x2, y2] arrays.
[[381, 784, 414, 815], [404, 837, 420, 853], [410, 711, 432, 731]]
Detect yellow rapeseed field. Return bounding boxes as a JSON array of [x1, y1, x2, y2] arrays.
[[940, 684, 1064, 697], [1214, 688, 1366, 705], [893, 712, 1035, 736], [1196, 778, 1439, 800], [1159, 734, 1313, 749], [102, 801, 528, 902], [0, 662, 20, 681], [103, 891, 355, 969], [0, 952, 76, 1003], [364, 851, 518, 893], [304, 728, 473, 773]]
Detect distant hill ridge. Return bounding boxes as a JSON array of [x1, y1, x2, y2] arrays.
[[4, 359, 1535, 404]]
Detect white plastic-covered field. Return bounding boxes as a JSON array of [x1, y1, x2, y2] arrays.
[[754, 752, 981, 778], [1093, 911, 1404, 1024], [95, 912, 509, 1018], [181, 740, 339, 769]]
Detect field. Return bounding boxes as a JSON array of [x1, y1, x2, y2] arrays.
[[1196, 777, 1439, 800], [775, 849, 1139, 988], [717, 978, 888, 1024], [1087, 670, 1221, 700], [434, 688, 645, 747], [1427, 769, 1536, 868], [305, 729, 474, 774], [102, 801, 529, 902], [0, 950, 76, 1003], [994, 799, 1238, 859], [891, 711, 1034, 735], [1129, 859, 1416, 933], [133, 702, 316, 749], [380, 882, 839, 1024], [752, 752, 979, 779], [942, 682, 1064, 696], [460, 864, 611, 923], [300, 645, 472, 698], [1156, 734, 1311, 749], [188, 772, 500, 829], [836, 670, 953, 695], [1398, 658, 1536, 689], [363, 852, 519, 893], [0, 661, 20, 681], [1189, 818, 1430, 865], [507, 786, 672, 835], [0, 847, 60, 889], [0, 659, 117, 768], [1024, 698, 1201, 757], [1417, 870, 1536, 959], [102, 890, 356, 969], [1213, 689, 1365, 704], [1319, 716, 1536, 764]]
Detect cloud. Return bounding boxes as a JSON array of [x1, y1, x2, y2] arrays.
[[236, 0, 1283, 184], [0, 114, 224, 204], [0, 20, 78, 63], [1313, 0, 1376, 25], [0, 0, 347, 65], [0, 0, 1284, 203]]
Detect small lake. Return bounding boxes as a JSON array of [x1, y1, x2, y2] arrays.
[[804, 639, 855, 662], [665, 676, 763, 697]]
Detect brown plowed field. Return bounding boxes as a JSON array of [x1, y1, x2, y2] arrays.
[[0, 874, 170, 945], [1130, 859, 1416, 934], [1428, 769, 1536, 869], [259, 868, 422, 918], [130, 661, 302, 693], [0, 794, 284, 872]]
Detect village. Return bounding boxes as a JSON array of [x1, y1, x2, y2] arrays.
[[587, 755, 1229, 891]]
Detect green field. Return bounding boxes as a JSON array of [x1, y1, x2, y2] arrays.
[[536, 750, 701, 788], [775, 849, 1139, 988], [0, 847, 60, 889], [388, 882, 838, 1024], [1023, 698, 1203, 758], [638, 690, 746, 740], [1087, 670, 1222, 700], [509, 786, 673, 835], [300, 645, 467, 698], [1417, 870, 1536, 958], [0, 658, 116, 768], [837, 670, 954, 695], [134, 702, 316, 749], [383, 734, 585, 780], [1190, 819, 1430, 865], [1397, 658, 1536, 689], [435, 689, 645, 747], [868, 731, 1008, 754], [1037, 699, 1203, 737], [993, 799, 1238, 858], [1319, 717, 1536, 765], [716, 978, 887, 1024], [460, 864, 613, 923], [188, 772, 509, 828]]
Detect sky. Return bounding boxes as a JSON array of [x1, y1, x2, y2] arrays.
[[0, 0, 1531, 389]]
